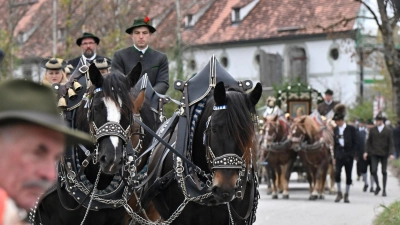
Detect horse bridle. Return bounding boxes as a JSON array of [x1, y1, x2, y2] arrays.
[[203, 105, 248, 199], [85, 87, 133, 166]]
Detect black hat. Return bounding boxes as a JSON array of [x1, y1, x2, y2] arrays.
[[0, 79, 92, 145], [358, 118, 365, 123], [375, 112, 384, 121], [125, 16, 156, 34], [325, 89, 334, 95], [332, 104, 346, 121], [93, 57, 111, 69], [41, 58, 67, 70], [76, 32, 100, 46]]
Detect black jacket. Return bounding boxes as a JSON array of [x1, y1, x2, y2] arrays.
[[111, 47, 169, 94], [67, 55, 108, 72], [366, 126, 394, 156], [333, 124, 358, 159]]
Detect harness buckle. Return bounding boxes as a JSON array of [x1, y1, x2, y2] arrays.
[[235, 190, 242, 198], [82, 159, 89, 167]]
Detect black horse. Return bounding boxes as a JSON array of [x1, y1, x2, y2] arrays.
[[33, 63, 143, 225], [145, 81, 262, 225]]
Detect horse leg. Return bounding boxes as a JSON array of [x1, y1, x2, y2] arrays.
[[329, 160, 336, 194], [309, 169, 318, 200], [265, 165, 273, 195], [271, 167, 278, 199], [282, 163, 291, 199], [278, 165, 285, 194]]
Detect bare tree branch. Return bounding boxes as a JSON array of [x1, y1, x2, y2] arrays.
[[355, 0, 383, 31]]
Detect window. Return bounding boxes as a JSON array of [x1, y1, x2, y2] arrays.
[[232, 8, 240, 23], [189, 59, 196, 70], [221, 56, 229, 68], [185, 14, 193, 27], [255, 54, 260, 65], [330, 48, 339, 60]]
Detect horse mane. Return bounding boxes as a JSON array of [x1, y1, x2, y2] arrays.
[[75, 72, 134, 132], [298, 116, 320, 142], [206, 87, 257, 166], [102, 73, 134, 118]]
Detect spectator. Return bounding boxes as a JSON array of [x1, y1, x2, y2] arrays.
[[0, 79, 92, 223]]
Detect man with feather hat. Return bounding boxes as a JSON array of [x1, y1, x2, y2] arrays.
[[332, 104, 358, 203]]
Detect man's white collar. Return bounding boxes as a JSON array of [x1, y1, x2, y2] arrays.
[[134, 44, 148, 54]]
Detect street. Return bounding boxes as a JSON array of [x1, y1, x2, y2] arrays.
[[254, 163, 400, 225]]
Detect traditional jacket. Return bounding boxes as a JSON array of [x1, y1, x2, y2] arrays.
[[111, 46, 169, 94], [317, 101, 339, 116], [366, 126, 394, 156], [356, 127, 368, 159], [333, 124, 358, 159]]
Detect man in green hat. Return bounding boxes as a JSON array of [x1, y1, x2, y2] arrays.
[[0, 79, 92, 222], [68, 32, 107, 70], [111, 16, 169, 94]]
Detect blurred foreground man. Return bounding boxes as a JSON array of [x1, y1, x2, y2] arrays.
[[0, 80, 91, 224]]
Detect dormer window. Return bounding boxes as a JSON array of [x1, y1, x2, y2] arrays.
[[232, 8, 240, 23], [185, 14, 193, 27]]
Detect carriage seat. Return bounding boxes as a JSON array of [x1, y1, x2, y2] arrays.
[[174, 55, 254, 107]]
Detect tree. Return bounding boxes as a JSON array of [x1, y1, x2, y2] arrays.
[[355, 0, 400, 118]]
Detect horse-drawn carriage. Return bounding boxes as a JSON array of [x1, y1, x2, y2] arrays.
[[31, 55, 261, 225], [259, 83, 336, 200]]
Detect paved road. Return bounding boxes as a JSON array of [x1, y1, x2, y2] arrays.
[[254, 163, 400, 225]]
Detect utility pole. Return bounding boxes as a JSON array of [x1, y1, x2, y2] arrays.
[[175, 0, 183, 80], [52, 0, 57, 57]]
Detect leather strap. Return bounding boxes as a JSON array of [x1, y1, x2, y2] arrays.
[[229, 172, 256, 221]]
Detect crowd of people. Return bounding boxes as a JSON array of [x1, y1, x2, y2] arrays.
[[262, 88, 398, 204], [38, 16, 170, 96], [0, 16, 170, 224]]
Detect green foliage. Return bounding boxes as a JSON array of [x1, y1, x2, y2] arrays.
[[374, 201, 400, 225], [347, 100, 374, 122]]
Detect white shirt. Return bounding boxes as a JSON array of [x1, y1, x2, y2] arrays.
[[133, 44, 148, 54], [325, 100, 333, 105], [377, 124, 384, 133], [338, 123, 347, 147]]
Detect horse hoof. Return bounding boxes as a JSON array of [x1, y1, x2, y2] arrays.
[[272, 195, 278, 199], [309, 195, 318, 200], [282, 195, 289, 199], [319, 195, 325, 199]]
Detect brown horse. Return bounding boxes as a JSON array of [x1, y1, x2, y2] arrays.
[[289, 116, 333, 200], [260, 115, 297, 199]]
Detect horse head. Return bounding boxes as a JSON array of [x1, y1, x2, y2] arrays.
[[289, 116, 320, 150], [85, 63, 142, 175], [204, 82, 262, 203]]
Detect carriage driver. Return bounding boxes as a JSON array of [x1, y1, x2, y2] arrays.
[[111, 16, 169, 94], [317, 89, 339, 116], [332, 104, 358, 203], [0, 80, 92, 224]]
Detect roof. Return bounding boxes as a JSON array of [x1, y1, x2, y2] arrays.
[[182, 0, 361, 46]]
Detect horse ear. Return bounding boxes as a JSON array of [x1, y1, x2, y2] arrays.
[[127, 62, 142, 87], [214, 82, 226, 106], [248, 82, 262, 107], [89, 63, 103, 87], [133, 89, 145, 114]]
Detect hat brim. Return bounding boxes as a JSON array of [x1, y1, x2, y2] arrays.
[[126, 25, 156, 34], [0, 111, 93, 146], [76, 36, 100, 46]]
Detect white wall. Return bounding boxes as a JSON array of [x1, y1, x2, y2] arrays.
[[183, 36, 383, 105]]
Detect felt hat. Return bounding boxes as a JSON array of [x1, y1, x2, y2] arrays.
[[76, 32, 100, 46], [0, 79, 92, 145], [325, 89, 334, 95], [93, 57, 111, 70], [125, 16, 156, 34], [41, 58, 67, 70], [375, 112, 384, 121], [64, 64, 74, 74], [332, 104, 346, 121]]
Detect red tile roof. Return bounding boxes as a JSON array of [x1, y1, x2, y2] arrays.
[[182, 0, 361, 46]]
